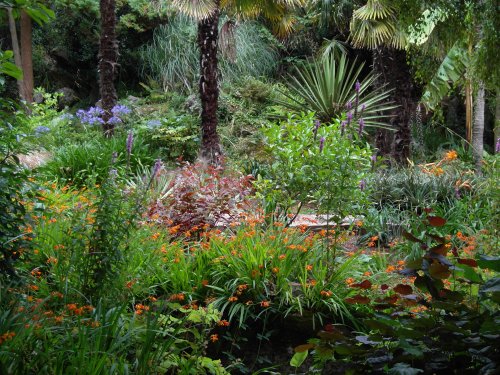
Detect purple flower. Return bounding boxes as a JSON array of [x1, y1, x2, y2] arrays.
[[346, 111, 353, 126], [109, 168, 118, 179], [108, 116, 122, 125], [346, 101, 352, 110], [112, 104, 131, 117], [496, 138, 500, 153], [111, 152, 118, 164], [360, 104, 366, 113], [319, 137, 325, 153], [76, 106, 105, 126], [355, 81, 361, 93], [152, 158, 163, 177], [455, 187, 461, 199], [147, 119, 162, 129], [34, 126, 50, 135], [313, 120, 321, 140], [359, 179, 366, 191], [341, 121, 347, 135], [60, 113, 74, 121], [126, 131, 134, 156], [371, 153, 377, 164], [358, 118, 365, 136]]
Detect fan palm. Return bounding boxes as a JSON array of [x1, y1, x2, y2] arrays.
[[173, 0, 303, 163], [276, 52, 395, 128]]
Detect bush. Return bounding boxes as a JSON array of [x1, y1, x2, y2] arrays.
[[148, 161, 254, 235], [258, 112, 372, 223], [39, 132, 159, 187]]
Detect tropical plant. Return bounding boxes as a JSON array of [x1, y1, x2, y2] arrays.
[[275, 52, 395, 127], [172, 0, 303, 162], [140, 17, 280, 93]]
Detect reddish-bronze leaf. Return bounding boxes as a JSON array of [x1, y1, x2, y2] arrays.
[[350, 280, 372, 289], [294, 343, 315, 353], [428, 234, 446, 244], [380, 284, 389, 291], [345, 294, 370, 304], [403, 231, 424, 243], [430, 244, 448, 256], [458, 258, 478, 267], [375, 295, 398, 305], [393, 284, 413, 295], [427, 216, 446, 227], [429, 261, 451, 279]]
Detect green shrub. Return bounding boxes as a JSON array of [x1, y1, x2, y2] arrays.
[[258, 112, 372, 223], [39, 133, 158, 187]]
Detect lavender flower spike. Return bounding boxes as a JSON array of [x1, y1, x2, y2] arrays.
[[319, 137, 325, 153], [346, 101, 352, 110], [355, 81, 361, 93], [126, 131, 134, 156], [341, 121, 347, 136], [358, 118, 365, 136], [313, 120, 321, 140], [346, 111, 353, 126], [496, 138, 500, 153], [359, 179, 366, 191]]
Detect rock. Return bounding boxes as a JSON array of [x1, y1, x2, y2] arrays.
[[56, 87, 79, 109], [33, 91, 44, 104], [127, 95, 140, 104], [184, 94, 200, 114]]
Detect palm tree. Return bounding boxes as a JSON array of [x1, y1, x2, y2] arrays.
[[99, 0, 118, 137], [349, 0, 418, 163], [173, 0, 303, 163]]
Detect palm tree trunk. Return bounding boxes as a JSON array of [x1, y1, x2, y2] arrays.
[[20, 10, 33, 104], [373, 47, 417, 164], [7, 7, 25, 101], [198, 0, 222, 163], [472, 82, 485, 174], [99, 0, 118, 137]]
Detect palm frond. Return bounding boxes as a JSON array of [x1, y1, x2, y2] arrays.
[[353, 0, 395, 21], [172, 0, 217, 20]]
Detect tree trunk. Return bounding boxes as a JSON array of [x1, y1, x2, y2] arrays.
[[472, 83, 485, 174], [99, 0, 118, 137], [20, 10, 33, 104], [198, 0, 222, 163], [7, 7, 25, 101], [495, 90, 500, 154], [372, 47, 418, 164], [465, 78, 473, 147]]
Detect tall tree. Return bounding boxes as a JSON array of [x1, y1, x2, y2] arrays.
[[99, 0, 118, 137], [349, 0, 418, 163], [174, 0, 302, 163], [1, 1, 53, 103], [20, 10, 33, 103], [472, 83, 485, 174]]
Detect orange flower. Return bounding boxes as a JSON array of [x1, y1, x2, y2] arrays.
[[385, 265, 396, 273], [278, 254, 286, 260], [217, 320, 230, 327], [151, 232, 161, 240], [228, 296, 238, 302], [260, 300, 270, 308], [309, 279, 317, 287], [363, 271, 371, 277], [201, 280, 209, 287], [306, 264, 313, 271], [320, 290, 333, 298], [272, 267, 280, 274], [46, 257, 58, 265], [444, 150, 458, 161], [345, 277, 355, 285], [210, 334, 219, 343]]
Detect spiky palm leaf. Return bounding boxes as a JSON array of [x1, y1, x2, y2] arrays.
[[171, 0, 217, 20], [349, 0, 406, 50], [275, 52, 396, 128]]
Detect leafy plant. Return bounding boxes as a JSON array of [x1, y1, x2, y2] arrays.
[[148, 161, 254, 235], [275, 52, 395, 127]]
